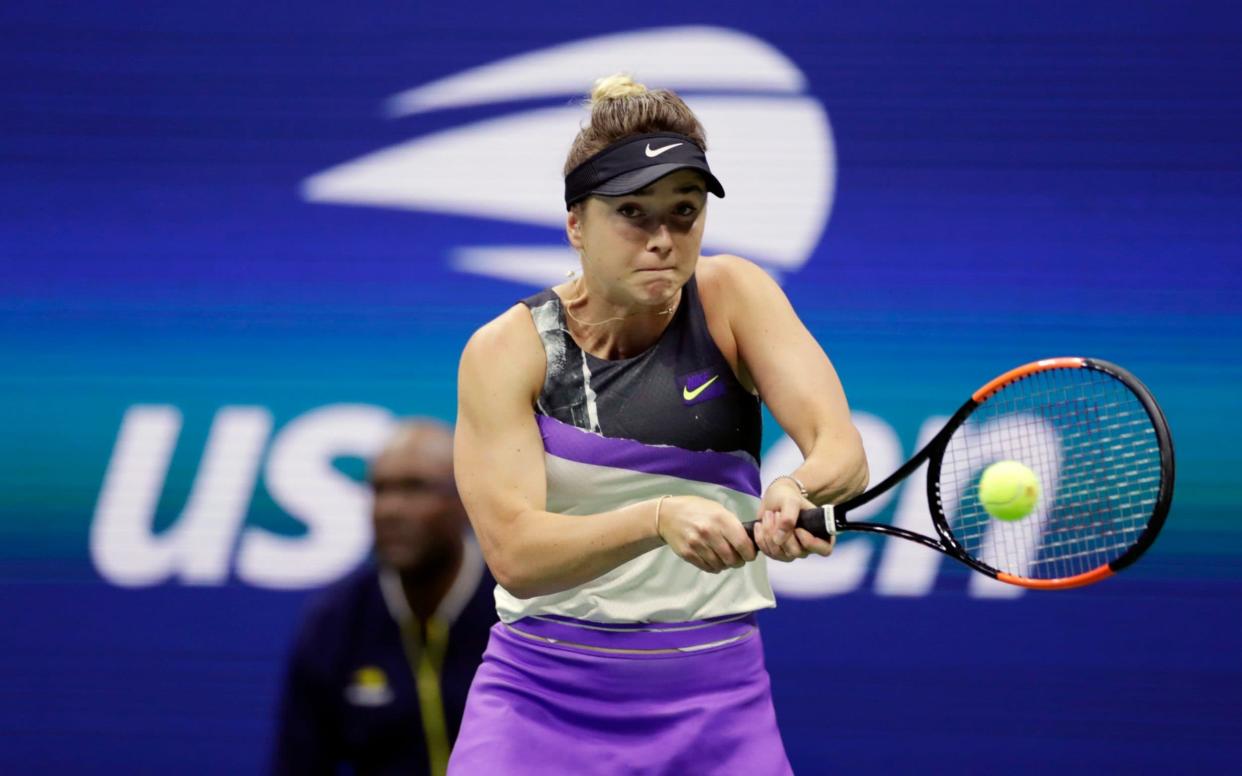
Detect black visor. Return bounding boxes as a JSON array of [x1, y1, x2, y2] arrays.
[[564, 132, 726, 209]]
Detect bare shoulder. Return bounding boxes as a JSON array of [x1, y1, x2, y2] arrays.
[[697, 254, 786, 314], [460, 303, 545, 405], [463, 303, 541, 355], [694, 255, 783, 391]]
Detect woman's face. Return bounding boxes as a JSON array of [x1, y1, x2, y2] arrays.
[[567, 169, 708, 309]]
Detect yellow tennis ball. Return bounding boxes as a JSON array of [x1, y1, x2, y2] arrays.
[[978, 461, 1040, 521]]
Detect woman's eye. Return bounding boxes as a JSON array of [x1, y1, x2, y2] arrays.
[[676, 204, 698, 217], [618, 205, 642, 218]]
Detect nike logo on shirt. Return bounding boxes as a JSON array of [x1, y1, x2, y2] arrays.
[[682, 375, 720, 401]]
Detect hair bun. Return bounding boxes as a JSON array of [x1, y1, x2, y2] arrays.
[[563, 74, 706, 176], [590, 73, 648, 104]]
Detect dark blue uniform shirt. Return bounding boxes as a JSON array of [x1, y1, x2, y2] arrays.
[[271, 544, 495, 775]]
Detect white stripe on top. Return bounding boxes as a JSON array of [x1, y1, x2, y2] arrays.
[[494, 454, 774, 624]]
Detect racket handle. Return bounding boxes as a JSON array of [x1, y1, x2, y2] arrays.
[[743, 506, 834, 544]]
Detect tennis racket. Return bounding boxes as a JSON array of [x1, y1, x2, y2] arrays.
[[747, 357, 1174, 589]]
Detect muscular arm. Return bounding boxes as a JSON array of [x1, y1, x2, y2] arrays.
[[702, 256, 869, 550], [454, 305, 667, 599]]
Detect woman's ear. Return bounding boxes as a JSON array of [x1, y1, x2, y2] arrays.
[[566, 207, 584, 250]]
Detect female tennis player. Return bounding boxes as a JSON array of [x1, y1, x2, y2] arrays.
[[449, 74, 868, 774]]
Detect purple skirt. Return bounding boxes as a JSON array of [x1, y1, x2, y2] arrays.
[[448, 614, 792, 775]]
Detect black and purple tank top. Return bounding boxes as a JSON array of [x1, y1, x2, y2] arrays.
[[492, 274, 775, 625]]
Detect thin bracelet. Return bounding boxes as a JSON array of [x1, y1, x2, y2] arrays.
[[772, 474, 809, 499], [654, 495, 670, 543]]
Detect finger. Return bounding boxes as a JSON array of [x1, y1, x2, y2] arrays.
[[763, 509, 779, 549], [796, 527, 836, 557], [738, 526, 758, 563], [774, 511, 803, 562], [760, 509, 779, 556], [754, 511, 770, 557], [768, 549, 795, 563], [710, 542, 740, 569], [675, 528, 719, 573], [692, 540, 725, 573], [771, 505, 798, 547], [725, 520, 757, 563], [758, 511, 781, 556], [753, 520, 772, 559], [779, 518, 805, 558], [763, 520, 798, 563], [780, 535, 804, 560], [754, 520, 783, 562], [701, 512, 742, 567]]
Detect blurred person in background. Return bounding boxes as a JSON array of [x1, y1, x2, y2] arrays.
[[271, 420, 494, 776]]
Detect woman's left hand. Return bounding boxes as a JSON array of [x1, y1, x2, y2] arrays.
[[753, 478, 836, 562]]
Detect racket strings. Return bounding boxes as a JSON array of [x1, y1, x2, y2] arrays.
[[938, 366, 1162, 580]]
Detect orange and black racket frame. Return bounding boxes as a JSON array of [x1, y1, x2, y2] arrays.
[[748, 357, 1175, 590]]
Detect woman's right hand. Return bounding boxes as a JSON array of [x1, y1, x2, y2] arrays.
[[656, 496, 758, 573]]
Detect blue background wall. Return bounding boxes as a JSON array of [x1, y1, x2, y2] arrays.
[[2, 2, 1240, 772]]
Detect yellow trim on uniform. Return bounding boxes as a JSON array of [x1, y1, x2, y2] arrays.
[[400, 616, 451, 776]]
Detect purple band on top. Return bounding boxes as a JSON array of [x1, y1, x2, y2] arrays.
[[537, 415, 760, 497], [507, 613, 758, 652]]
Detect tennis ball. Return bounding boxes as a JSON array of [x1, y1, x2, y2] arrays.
[[978, 461, 1040, 521]]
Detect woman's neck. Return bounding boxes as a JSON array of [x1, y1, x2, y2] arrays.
[[557, 278, 680, 360]]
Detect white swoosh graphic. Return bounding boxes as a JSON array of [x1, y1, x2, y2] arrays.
[[303, 97, 833, 271], [302, 27, 837, 288], [385, 27, 806, 117], [646, 142, 682, 157]]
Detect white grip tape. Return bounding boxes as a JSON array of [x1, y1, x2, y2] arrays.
[[823, 504, 837, 536]]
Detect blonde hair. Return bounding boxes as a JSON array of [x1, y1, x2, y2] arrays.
[[563, 74, 708, 177]]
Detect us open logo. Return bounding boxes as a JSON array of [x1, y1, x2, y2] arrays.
[[300, 26, 837, 286]]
